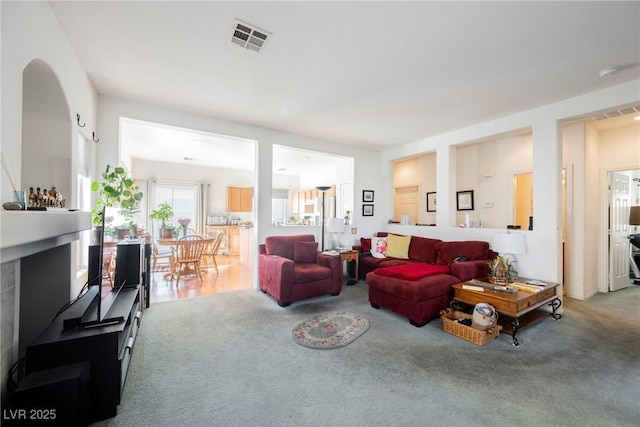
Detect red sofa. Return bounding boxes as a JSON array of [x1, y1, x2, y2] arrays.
[[359, 233, 494, 326], [258, 234, 343, 307]]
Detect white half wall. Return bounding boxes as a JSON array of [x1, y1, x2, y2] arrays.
[[96, 96, 383, 249], [380, 80, 640, 298]]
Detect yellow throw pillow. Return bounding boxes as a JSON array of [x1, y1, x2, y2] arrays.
[[385, 234, 411, 259]]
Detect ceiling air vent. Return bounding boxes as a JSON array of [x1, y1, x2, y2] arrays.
[[231, 19, 271, 53], [590, 105, 640, 121]]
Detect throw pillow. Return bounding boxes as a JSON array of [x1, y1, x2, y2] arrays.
[[360, 238, 372, 253], [293, 241, 318, 263], [384, 234, 411, 259], [370, 236, 387, 258]]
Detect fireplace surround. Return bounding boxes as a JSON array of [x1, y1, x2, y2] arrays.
[[0, 210, 90, 406]]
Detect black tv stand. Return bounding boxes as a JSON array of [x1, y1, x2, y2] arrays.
[[61, 286, 126, 330], [25, 285, 142, 422]]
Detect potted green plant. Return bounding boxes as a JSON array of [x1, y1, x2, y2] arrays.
[[149, 202, 174, 238], [167, 225, 180, 238], [91, 164, 143, 240]]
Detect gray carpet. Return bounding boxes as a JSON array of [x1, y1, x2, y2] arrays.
[[94, 282, 640, 427]]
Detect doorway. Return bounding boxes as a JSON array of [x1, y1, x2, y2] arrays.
[[562, 107, 639, 300], [609, 171, 631, 291], [394, 185, 419, 224], [119, 118, 256, 300], [513, 172, 533, 229]]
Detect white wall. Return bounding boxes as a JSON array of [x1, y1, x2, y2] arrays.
[[562, 122, 585, 299], [0, 1, 98, 408], [381, 81, 640, 295], [455, 133, 532, 228], [558, 119, 639, 300], [597, 124, 640, 170], [1, 2, 97, 202], [133, 158, 254, 217], [596, 123, 640, 295], [97, 96, 383, 276], [584, 123, 600, 298], [395, 134, 533, 229]]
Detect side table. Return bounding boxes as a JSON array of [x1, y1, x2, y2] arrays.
[[339, 250, 359, 285], [451, 278, 562, 347]]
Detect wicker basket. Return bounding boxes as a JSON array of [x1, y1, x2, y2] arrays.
[[440, 308, 502, 346]]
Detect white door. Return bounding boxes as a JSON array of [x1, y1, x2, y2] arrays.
[[394, 186, 419, 224], [609, 172, 630, 291]]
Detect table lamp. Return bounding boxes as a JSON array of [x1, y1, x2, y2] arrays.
[[491, 232, 526, 283], [327, 217, 345, 250]]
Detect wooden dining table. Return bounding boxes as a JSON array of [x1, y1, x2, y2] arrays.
[[156, 237, 180, 246], [157, 235, 219, 280]]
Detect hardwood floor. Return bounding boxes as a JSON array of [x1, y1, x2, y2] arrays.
[[148, 255, 252, 303]]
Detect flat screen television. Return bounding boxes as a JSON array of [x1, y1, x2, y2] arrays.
[[63, 206, 127, 329]]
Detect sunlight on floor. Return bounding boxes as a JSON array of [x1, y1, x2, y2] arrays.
[[149, 255, 252, 303]]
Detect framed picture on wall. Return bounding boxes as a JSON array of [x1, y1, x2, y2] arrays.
[[362, 204, 374, 216], [426, 192, 437, 212], [456, 190, 474, 211], [362, 190, 374, 202]]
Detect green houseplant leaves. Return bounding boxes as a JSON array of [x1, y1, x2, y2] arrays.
[[91, 164, 143, 226]]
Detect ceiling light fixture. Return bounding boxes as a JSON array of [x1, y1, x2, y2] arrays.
[[598, 66, 621, 78], [634, 116, 640, 121]]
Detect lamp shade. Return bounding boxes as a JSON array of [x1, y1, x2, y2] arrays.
[[326, 217, 345, 233], [630, 206, 640, 226], [493, 232, 526, 254]]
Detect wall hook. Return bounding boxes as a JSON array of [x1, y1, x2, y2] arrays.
[[92, 132, 99, 143], [77, 113, 85, 127]]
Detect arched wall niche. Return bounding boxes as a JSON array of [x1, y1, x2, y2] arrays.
[[21, 58, 72, 206]]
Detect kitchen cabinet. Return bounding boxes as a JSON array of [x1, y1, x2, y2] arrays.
[[203, 225, 240, 256], [227, 187, 253, 212], [228, 226, 240, 256], [289, 186, 335, 217], [205, 225, 229, 254]]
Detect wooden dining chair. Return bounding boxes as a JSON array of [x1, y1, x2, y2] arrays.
[[102, 249, 115, 287], [152, 240, 173, 272], [202, 231, 225, 274], [170, 235, 205, 285]]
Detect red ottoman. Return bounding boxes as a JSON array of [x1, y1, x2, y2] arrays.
[[367, 264, 460, 327]]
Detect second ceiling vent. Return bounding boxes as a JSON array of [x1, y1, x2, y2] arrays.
[[231, 19, 271, 53]]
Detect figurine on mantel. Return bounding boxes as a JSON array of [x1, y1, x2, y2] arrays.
[[28, 187, 36, 207], [48, 186, 65, 208], [28, 185, 65, 209]]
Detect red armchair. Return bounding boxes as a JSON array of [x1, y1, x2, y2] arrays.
[[258, 234, 343, 307]]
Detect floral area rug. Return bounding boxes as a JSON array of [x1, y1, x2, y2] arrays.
[[291, 311, 369, 349]]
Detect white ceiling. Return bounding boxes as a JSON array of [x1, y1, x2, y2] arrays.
[[50, 1, 639, 157]]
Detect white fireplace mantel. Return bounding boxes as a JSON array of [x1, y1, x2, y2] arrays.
[[0, 210, 92, 262]]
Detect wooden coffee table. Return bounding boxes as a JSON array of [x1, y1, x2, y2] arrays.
[[451, 278, 561, 347]]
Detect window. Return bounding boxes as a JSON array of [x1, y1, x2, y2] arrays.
[[76, 134, 92, 272], [153, 182, 197, 231]]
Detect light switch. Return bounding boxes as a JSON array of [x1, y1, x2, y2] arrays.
[[351, 227, 357, 234]]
